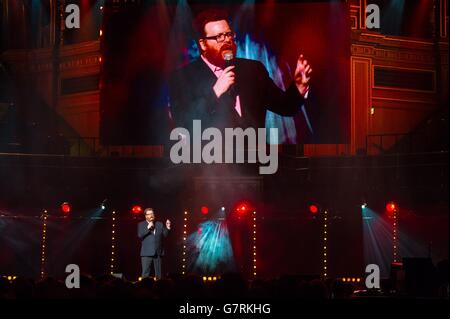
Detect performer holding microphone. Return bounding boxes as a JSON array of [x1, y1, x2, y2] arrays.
[[137, 208, 171, 280], [168, 8, 313, 132]]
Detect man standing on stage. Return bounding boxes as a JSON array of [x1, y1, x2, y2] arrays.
[[137, 208, 171, 279]]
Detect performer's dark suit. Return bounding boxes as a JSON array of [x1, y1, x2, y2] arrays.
[[137, 220, 169, 279], [168, 57, 308, 131]]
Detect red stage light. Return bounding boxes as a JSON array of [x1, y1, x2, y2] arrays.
[[309, 204, 319, 214], [386, 201, 397, 213], [235, 202, 251, 215], [132, 205, 143, 214], [61, 202, 71, 214], [201, 206, 209, 215]]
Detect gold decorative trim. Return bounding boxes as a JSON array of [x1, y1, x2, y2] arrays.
[[60, 41, 100, 58], [441, 0, 448, 38], [351, 16, 358, 30], [351, 56, 372, 154], [59, 56, 101, 71], [351, 44, 436, 65], [358, 32, 435, 45], [360, 0, 366, 30]]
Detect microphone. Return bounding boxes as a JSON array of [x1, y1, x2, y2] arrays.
[[223, 52, 236, 97], [224, 52, 234, 68]]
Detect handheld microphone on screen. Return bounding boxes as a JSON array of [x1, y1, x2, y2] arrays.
[[224, 52, 234, 68], [223, 52, 237, 97]]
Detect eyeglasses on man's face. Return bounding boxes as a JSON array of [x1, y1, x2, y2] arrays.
[[203, 31, 236, 43]]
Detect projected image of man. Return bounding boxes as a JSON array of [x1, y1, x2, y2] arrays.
[[168, 9, 313, 132]]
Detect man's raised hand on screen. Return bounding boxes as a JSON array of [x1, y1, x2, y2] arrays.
[[294, 54, 312, 96]]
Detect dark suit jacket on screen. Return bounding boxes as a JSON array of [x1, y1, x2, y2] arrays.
[[168, 58, 308, 131]]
